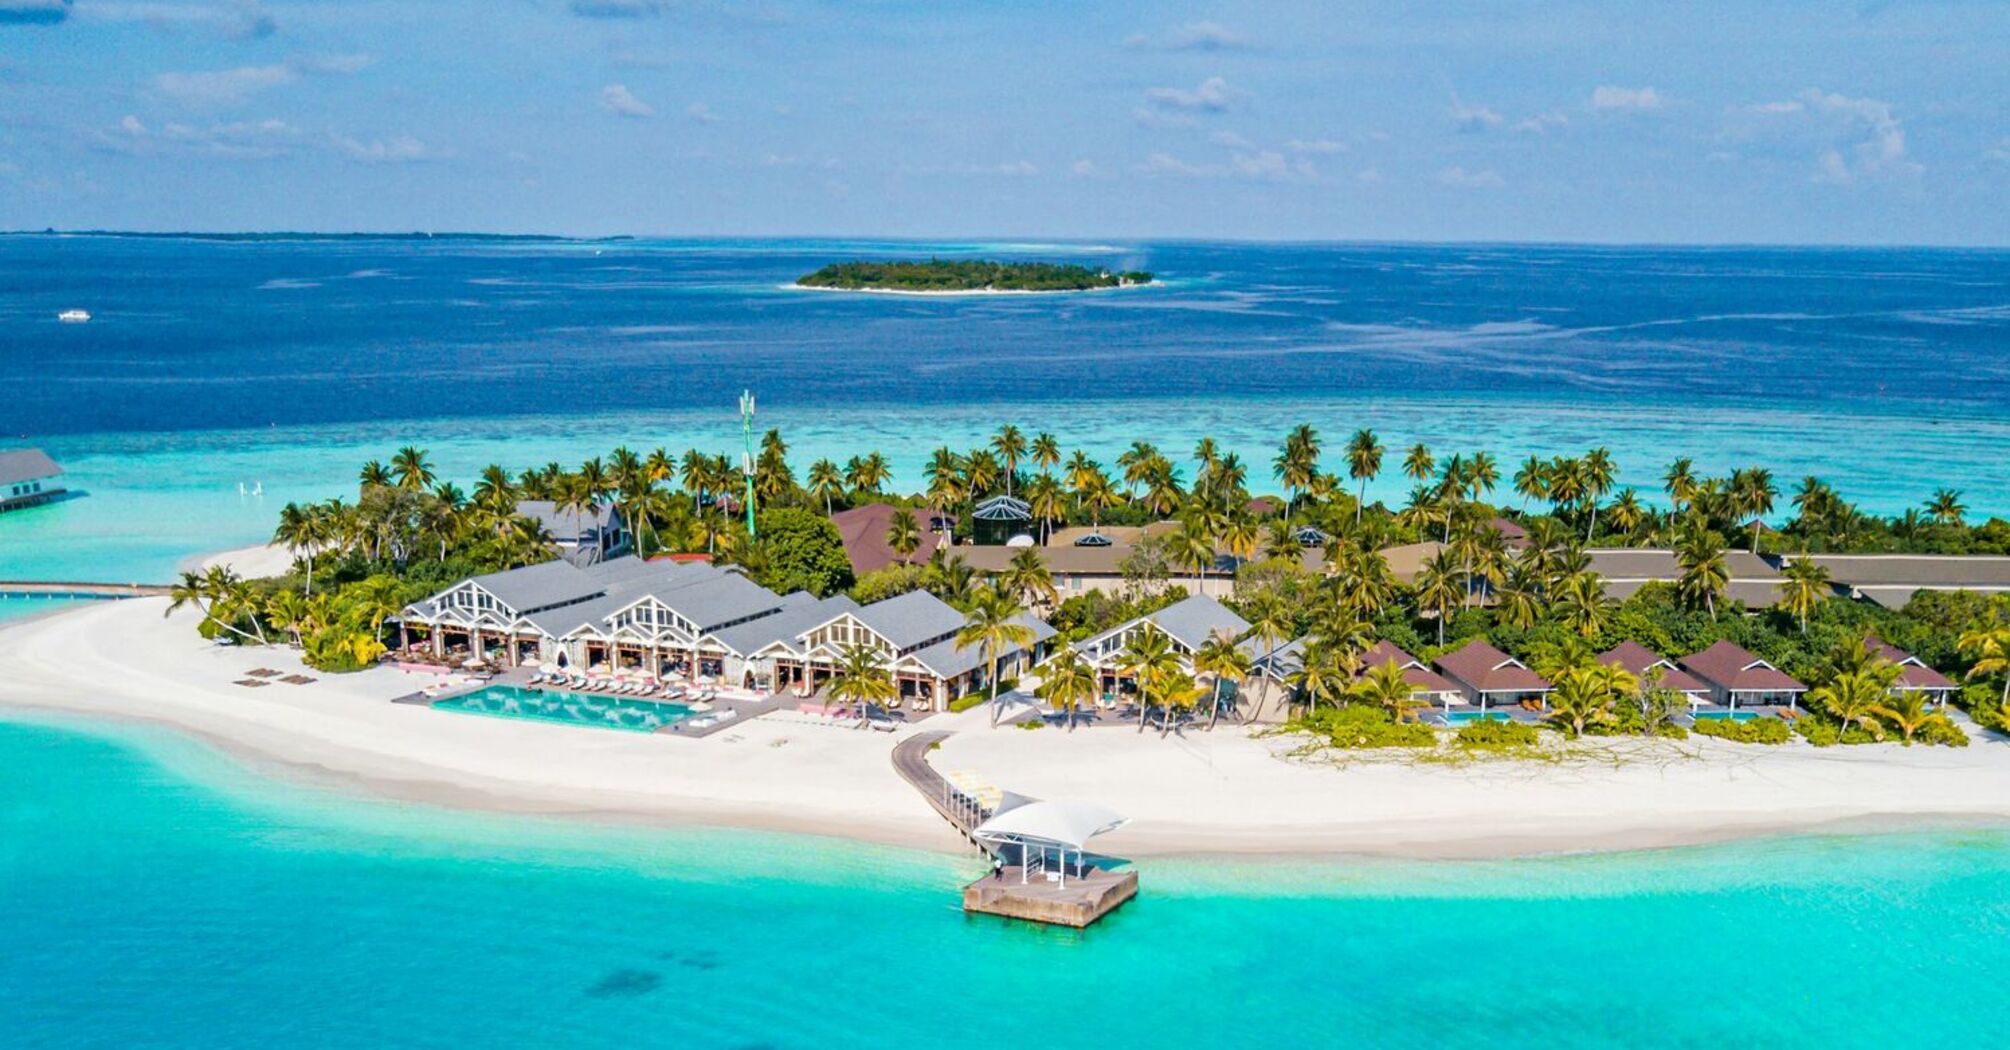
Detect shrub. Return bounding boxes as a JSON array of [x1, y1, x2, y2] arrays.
[[1300, 704, 1435, 749], [1692, 716, 1792, 744], [1916, 718, 1970, 748], [1453, 718, 1538, 748]]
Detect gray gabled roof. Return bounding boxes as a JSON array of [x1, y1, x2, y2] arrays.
[[710, 594, 859, 656], [0, 448, 62, 487], [905, 611, 1054, 678], [641, 572, 785, 632], [852, 589, 967, 649], [1137, 594, 1250, 650], [466, 559, 600, 614]]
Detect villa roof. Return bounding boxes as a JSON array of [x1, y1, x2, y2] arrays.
[[1596, 640, 1710, 694], [1679, 640, 1805, 693], [1864, 635, 1957, 690], [639, 571, 785, 631], [1360, 640, 1461, 695], [0, 448, 62, 486], [466, 559, 600, 614], [1435, 640, 1551, 694], [853, 589, 967, 649], [710, 593, 859, 656], [905, 612, 1053, 678], [1136, 594, 1250, 651], [830, 503, 954, 575], [971, 494, 1032, 521], [515, 499, 622, 544]]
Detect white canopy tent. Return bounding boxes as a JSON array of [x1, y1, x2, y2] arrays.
[[972, 798, 1128, 888]]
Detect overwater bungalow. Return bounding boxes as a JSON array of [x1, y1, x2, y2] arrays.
[[0, 448, 66, 513], [1597, 640, 1711, 702], [1435, 640, 1553, 711], [1678, 640, 1806, 710], [1864, 635, 1958, 706]]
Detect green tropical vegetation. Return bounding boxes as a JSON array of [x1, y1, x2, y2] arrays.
[[796, 259, 1152, 292]]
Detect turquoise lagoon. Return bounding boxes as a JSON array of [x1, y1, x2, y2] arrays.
[[4, 714, 2010, 1048], [8, 392, 2010, 585]]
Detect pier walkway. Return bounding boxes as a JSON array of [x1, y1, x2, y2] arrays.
[[890, 730, 995, 853]]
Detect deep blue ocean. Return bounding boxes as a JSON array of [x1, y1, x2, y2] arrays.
[[7, 238, 2010, 1047], [5, 236, 2010, 583]]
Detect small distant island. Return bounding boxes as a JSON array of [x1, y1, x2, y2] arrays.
[[795, 259, 1154, 294]]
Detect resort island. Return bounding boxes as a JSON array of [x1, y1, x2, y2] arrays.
[[9, 421, 2010, 869], [794, 259, 1154, 294]]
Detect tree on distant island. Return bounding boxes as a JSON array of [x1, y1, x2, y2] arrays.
[[796, 258, 1152, 292]]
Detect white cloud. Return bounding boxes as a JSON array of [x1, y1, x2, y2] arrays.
[[1356, 167, 1384, 184], [1145, 76, 1238, 113], [1069, 158, 1099, 177], [1591, 85, 1663, 111], [328, 133, 431, 163], [103, 113, 302, 160], [1435, 166, 1504, 189], [1135, 149, 1316, 182], [1286, 138, 1346, 155], [1449, 94, 1503, 132], [120, 114, 146, 135], [71, 1, 275, 38], [154, 65, 296, 104], [599, 83, 654, 118], [1210, 130, 1253, 149], [1124, 21, 1251, 52], [295, 54, 375, 76], [686, 102, 720, 123], [1513, 111, 1569, 135], [1750, 88, 1921, 182]]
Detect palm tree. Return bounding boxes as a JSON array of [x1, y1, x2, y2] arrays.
[[1494, 564, 1544, 629], [1546, 668, 1617, 738], [1869, 690, 1948, 745], [1036, 648, 1097, 731], [391, 446, 435, 492], [991, 425, 1028, 497], [1809, 668, 1890, 740], [1675, 527, 1730, 619], [1957, 626, 2010, 707], [1731, 466, 1777, 554], [273, 501, 320, 594], [1580, 447, 1616, 539], [1345, 428, 1383, 524], [1663, 458, 1698, 514], [1414, 550, 1462, 646], [957, 590, 1036, 728], [807, 458, 844, 516], [1029, 432, 1061, 477], [1554, 571, 1610, 638], [1927, 488, 1966, 526], [1275, 424, 1319, 517], [1514, 455, 1550, 513], [1776, 555, 1832, 634], [1192, 630, 1252, 730], [1402, 443, 1434, 486], [887, 507, 921, 560], [165, 568, 266, 644], [679, 449, 710, 514], [826, 643, 897, 724], [963, 448, 1001, 500], [1606, 490, 1645, 539], [1350, 660, 1425, 723], [1284, 639, 1343, 718], [1024, 472, 1065, 546], [1117, 626, 1180, 734], [1002, 547, 1057, 610], [846, 451, 893, 496], [1238, 593, 1294, 724], [1118, 441, 1161, 497]]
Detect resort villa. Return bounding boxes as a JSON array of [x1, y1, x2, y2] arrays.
[[1678, 640, 1808, 709], [1435, 640, 1554, 711], [1598, 640, 1711, 702], [832, 503, 955, 575], [1807, 554, 2010, 609], [1865, 635, 1958, 706], [516, 499, 628, 565], [0, 448, 65, 513], [398, 555, 1052, 708], [1071, 594, 1271, 707]]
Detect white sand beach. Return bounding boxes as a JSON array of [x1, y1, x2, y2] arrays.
[[184, 542, 294, 579], [6, 597, 2010, 859]]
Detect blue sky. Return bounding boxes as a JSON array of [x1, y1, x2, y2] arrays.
[[3, 1, 2006, 243]]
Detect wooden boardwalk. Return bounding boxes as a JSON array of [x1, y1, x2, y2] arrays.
[[889, 730, 995, 853], [0, 581, 172, 598]]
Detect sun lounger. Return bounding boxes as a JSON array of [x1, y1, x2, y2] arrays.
[[233, 679, 268, 687]]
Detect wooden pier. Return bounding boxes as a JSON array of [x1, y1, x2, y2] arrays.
[[889, 729, 1137, 928]]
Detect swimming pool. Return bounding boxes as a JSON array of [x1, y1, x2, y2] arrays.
[[431, 684, 695, 733], [1443, 711, 1512, 724], [1692, 710, 1760, 722]]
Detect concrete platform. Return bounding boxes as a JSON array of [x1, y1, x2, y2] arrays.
[[963, 866, 1138, 928]]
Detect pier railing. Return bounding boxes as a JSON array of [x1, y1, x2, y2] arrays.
[[889, 730, 996, 853]]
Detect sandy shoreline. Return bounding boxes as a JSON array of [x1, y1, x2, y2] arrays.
[[7, 597, 2010, 861]]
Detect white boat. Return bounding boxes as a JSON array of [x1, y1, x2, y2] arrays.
[[58, 309, 91, 324]]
